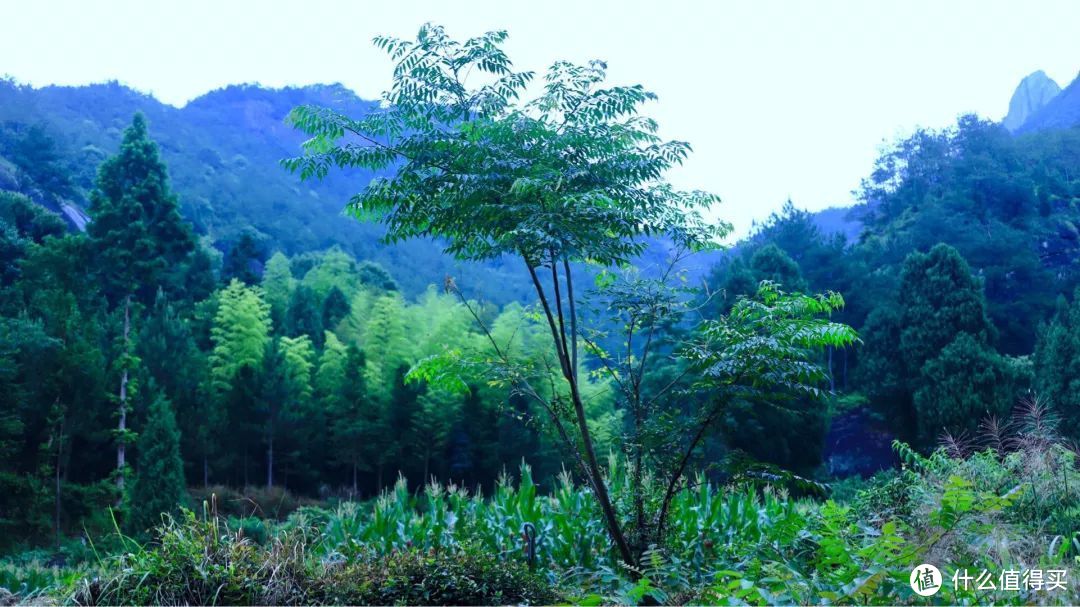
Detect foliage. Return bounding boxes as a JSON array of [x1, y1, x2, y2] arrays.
[[1034, 290, 1080, 438], [127, 394, 188, 537], [87, 113, 195, 306]]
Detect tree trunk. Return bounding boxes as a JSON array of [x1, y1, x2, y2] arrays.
[[525, 259, 636, 568], [351, 461, 358, 497], [54, 412, 64, 548], [266, 419, 274, 489], [203, 455, 209, 488], [116, 295, 131, 502]]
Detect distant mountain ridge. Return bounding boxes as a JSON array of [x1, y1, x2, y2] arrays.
[[0, 79, 727, 302]]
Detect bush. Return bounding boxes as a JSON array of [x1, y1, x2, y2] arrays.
[[318, 547, 559, 606], [70, 510, 558, 606], [188, 485, 315, 520]]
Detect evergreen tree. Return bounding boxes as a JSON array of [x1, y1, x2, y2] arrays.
[[88, 113, 195, 307], [861, 244, 1019, 448], [898, 244, 996, 377], [914, 334, 1024, 446], [128, 393, 187, 537], [222, 231, 265, 285], [138, 291, 204, 484], [87, 113, 195, 494]]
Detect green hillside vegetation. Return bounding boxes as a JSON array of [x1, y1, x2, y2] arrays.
[[1, 24, 1079, 606]]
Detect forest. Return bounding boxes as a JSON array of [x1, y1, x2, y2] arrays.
[[2, 24, 1080, 606]]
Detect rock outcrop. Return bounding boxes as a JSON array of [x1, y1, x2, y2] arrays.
[[1003, 70, 1061, 132]]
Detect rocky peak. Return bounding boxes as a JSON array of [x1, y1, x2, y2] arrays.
[[1003, 70, 1061, 132]]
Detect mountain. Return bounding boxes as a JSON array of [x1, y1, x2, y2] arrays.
[[0, 80, 547, 301], [0, 79, 727, 302], [1003, 70, 1061, 132], [1017, 71, 1080, 134]]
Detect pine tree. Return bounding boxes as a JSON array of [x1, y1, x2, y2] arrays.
[[88, 113, 195, 495], [128, 393, 187, 537]]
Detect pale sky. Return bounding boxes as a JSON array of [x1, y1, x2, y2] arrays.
[[3, 0, 1079, 238]]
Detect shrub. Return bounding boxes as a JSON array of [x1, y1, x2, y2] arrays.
[[317, 547, 559, 606]]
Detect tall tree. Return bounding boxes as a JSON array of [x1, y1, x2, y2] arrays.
[[285, 25, 853, 565], [87, 113, 195, 494], [263, 335, 313, 488], [208, 280, 271, 483]]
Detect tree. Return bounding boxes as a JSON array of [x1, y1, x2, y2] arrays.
[[284, 285, 323, 344], [361, 294, 410, 405], [1034, 292, 1080, 438], [321, 286, 351, 331], [914, 334, 1024, 446], [262, 251, 295, 328], [209, 281, 273, 385], [860, 244, 1019, 448], [138, 291, 204, 484], [222, 230, 265, 285], [127, 393, 187, 537], [87, 113, 195, 494], [263, 335, 313, 488], [208, 280, 271, 483], [285, 25, 854, 566], [898, 244, 996, 376]]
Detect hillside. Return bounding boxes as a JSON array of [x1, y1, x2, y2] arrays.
[[0, 80, 538, 301]]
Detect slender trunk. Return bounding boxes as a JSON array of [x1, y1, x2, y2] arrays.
[[203, 455, 209, 488], [525, 259, 636, 568], [423, 447, 430, 486], [55, 414, 63, 548], [352, 461, 358, 496], [633, 407, 645, 557], [243, 447, 249, 487], [377, 464, 383, 493], [116, 295, 131, 502], [266, 417, 274, 488]]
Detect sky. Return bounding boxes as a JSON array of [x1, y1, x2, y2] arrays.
[[2, 0, 1079, 238]]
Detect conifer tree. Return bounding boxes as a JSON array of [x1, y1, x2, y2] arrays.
[[88, 113, 194, 495], [128, 393, 187, 537]]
